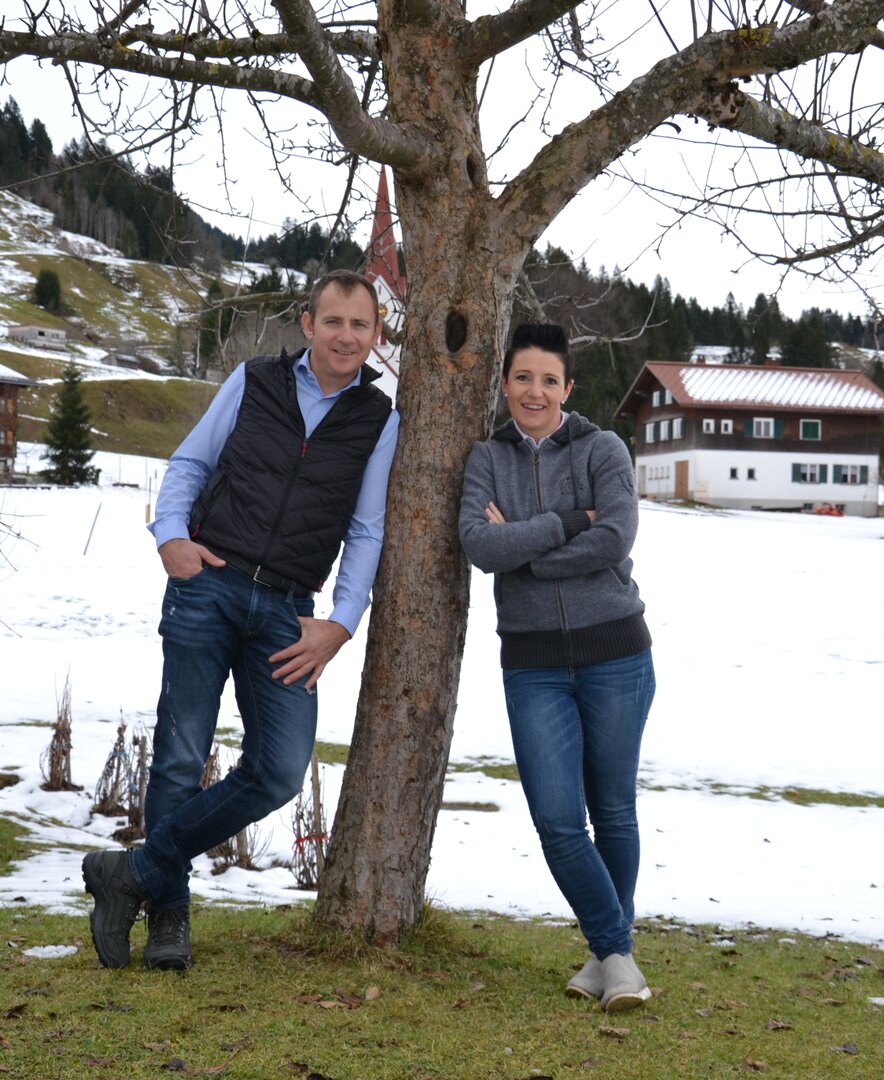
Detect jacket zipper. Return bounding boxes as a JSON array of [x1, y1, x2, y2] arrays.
[[531, 447, 572, 664]]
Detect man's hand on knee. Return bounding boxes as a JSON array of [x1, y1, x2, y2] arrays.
[[269, 618, 350, 690]]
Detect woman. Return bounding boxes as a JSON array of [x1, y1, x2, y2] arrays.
[[459, 322, 655, 1013]]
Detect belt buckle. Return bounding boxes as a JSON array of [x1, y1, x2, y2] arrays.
[[252, 564, 271, 588]]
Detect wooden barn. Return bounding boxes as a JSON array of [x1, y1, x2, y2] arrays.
[[0, 362, 38, 477]]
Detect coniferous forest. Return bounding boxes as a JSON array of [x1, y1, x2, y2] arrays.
[[2, 95, 883, 433]]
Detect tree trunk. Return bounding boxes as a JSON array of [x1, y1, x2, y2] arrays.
[[314, 12, 527, 941]]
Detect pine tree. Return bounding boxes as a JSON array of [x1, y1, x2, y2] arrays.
[[33, 268, 62, 312], [42, 363, 100, 485]]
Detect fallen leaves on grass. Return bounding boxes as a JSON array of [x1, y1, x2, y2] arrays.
[[597, 1024, 630, 1040], [295, 988, 364, 1010], [740, 1052, 769, 1071]]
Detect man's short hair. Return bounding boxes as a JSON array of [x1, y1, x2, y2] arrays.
[[307, 269, 380, 324]]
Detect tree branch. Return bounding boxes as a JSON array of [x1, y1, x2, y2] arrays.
[[271, 0, 430, 168], [692, 88, 884, 188], [460, 0, 585, 69], [493, 0, 884, 247], [0, 11, 423, 170], [0, 27, 321, 104]]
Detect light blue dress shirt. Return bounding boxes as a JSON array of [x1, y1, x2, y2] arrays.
[[149, 351, 400, 636]]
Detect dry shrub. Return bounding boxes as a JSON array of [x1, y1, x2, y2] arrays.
[[291, 754, 327, 890], [40, 674, 82, 792]]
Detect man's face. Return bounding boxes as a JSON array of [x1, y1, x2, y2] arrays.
[[301, 283, 380, 394]]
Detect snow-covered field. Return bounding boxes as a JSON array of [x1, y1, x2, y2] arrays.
[[1, 444, 882, 947]]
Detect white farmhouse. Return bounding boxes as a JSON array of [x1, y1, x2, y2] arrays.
[[616, 359, 884, 517]]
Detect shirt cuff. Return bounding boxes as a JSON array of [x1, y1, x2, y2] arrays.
[[149, 517, 192, 549], [328, 604, 360, 639], [557, 510, 593, 540]]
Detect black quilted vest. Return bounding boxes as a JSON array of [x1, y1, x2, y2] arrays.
[[188, 350, 393, 592]]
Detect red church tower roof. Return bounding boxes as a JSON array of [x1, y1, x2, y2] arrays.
[[364, 167, 405, 300]]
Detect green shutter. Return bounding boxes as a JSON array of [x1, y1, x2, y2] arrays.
[[791, 463, 801, 482], [861, 466, 869, 484], [745, 418, 753, 437], [774, 418, 784, 438], [833, 465, 843, 483], [819, 464, 827, 483]]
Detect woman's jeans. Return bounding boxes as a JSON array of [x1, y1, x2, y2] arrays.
[[503, 650, 655, 959], [129, 564, 317, 910]]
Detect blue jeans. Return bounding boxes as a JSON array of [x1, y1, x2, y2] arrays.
[[129, 564, 317, 909], [502, 650, 655, 959]]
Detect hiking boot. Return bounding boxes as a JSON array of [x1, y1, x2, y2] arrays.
[[82, 849, 148, 968], [144, 906, 192, 970], [565, 954, 604, 999], [599, 952, 653, 1013]]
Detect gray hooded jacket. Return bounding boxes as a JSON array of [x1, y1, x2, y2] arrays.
[[459, 412, 651, 668]]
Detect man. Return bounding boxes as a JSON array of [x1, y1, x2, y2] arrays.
[[82, 270, 399, 969]]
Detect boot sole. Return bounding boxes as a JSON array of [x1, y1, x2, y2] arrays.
[[144, 954, 192, 971]]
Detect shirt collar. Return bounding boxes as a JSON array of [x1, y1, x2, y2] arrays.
[[513, 411, 568, 449], [295, 348, 363, 396]]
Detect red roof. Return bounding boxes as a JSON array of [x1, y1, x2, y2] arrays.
[[617, 361, 884, 416], [364, 167, 405, 300]]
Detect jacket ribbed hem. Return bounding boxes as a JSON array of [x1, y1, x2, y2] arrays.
[[500, 612, 652, 670]]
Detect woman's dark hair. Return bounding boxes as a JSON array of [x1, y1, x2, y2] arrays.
[[503, 322, 573, 382]]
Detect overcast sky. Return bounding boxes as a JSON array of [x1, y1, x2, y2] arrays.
[[3, 1, 882, 322]]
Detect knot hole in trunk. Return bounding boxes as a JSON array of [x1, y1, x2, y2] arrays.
[[445, 310, 468, 353]]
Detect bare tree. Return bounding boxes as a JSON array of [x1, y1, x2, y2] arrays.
[[5, 0, 884, 941]]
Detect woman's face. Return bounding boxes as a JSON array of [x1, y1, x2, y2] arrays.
[[502, 346, 574, 441]]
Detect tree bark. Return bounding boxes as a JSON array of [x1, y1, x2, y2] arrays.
[[313, 6, 526, 942]]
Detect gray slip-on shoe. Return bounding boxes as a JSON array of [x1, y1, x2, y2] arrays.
[[565, 954, 604, 999], [599, 951, 653, 1013], [82, 849, 148, 968]]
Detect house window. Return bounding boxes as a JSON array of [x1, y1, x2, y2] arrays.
[[659, 419, 671, 441], [702, 418, 716, 434], [721, 419, 733, 434], [800, 419, 821, 441], [644, 422, 655, 444], [747, 468, 756, 480], [792, 463, 828, 484], [672, 417, 685, 439], [833, 464, 868, 484], [753, 417, 774, 438], [652, 390, 662, 407], [729, 468, 738, 480], [664, 389, 674, 405]]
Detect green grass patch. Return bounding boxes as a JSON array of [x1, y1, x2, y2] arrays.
[[0, 814, 32, 873], [0, 906, 880, 1078], [314, 741, 350, 767], [639, 778, 884, 809], [440, 801, 500, 813], [17, 374, 219, 459], [448, 757, 520, 782], [769, 786, 884, 809]]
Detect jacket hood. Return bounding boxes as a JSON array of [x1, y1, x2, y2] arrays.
[[492, 410, 601, 445]]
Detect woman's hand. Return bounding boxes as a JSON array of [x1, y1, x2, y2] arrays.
[[586, 509, 597, 523], [484, 500, 506, 524]]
